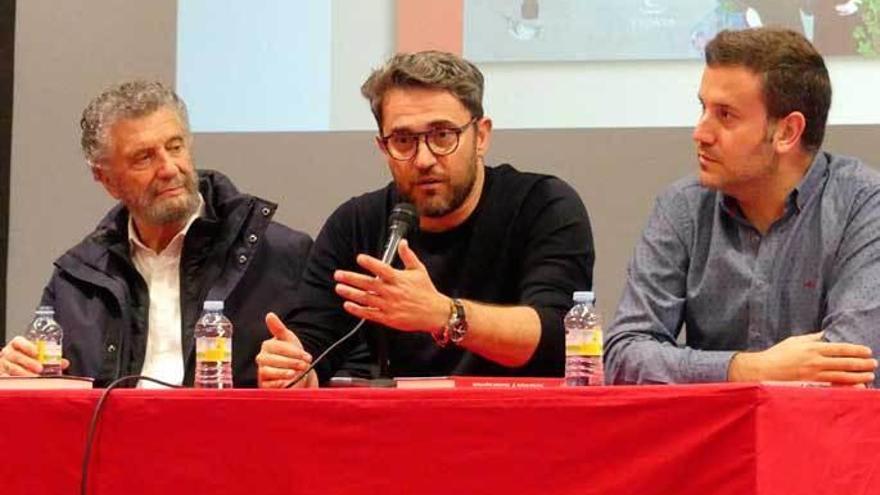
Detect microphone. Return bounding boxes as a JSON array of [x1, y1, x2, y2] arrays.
[[377, 203, 417, 381], [284, 203, 419, 389], [380, 203, 419, 265]]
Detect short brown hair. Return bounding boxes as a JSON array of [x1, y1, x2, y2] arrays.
[[361, 51, 484, 129], [705, 27, 831, 153]]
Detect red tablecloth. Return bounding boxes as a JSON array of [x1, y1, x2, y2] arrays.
[[1, 383, 878, 494]]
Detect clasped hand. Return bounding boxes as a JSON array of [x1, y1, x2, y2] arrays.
[[0, 337, 70, 376], [730, 332, 877, 385], [256, 313, 315, 388]]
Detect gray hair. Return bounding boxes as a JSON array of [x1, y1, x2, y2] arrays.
[[361, 51, 484, 129], [80, 80, 190, 165]]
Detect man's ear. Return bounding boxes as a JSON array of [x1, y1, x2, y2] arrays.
[[89, 161, 102, 182], [375, 135, 388, 156], [772, 112, 806, 154], [91, 162, 121, 200], [475, 117, 492, 159]]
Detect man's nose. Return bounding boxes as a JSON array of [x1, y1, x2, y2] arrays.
[[693, 114, 714, 145], [411, 136, 437, 170], [154, 149, 178, 176]]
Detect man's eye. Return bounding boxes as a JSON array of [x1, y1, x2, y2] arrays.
[[433, 129, 454, 140], [391, 135, 416, 145]]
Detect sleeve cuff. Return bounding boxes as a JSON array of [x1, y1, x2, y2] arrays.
[[684, 350, 737, 383]]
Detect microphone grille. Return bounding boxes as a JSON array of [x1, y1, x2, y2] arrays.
[[389, 202, 419, 233]]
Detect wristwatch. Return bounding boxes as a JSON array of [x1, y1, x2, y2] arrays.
[[432, 298, 468, 347]]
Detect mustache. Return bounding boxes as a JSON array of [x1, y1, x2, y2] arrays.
[[697, 149, 719, 162], [414, 174, 446, 183], [149, 172, 197, 196]]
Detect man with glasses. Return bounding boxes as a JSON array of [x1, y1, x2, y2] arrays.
[[0, 80, 312, 387], [257, 51, 594, 387]]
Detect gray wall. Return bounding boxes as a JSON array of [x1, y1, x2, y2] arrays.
[[9, 0, 177, 336], [7, 1, 880, 338]]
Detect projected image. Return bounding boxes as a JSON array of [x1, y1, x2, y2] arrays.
[[177, 0, 880, 132], [177, 1, 332, 133], [464, 0, 878, 62]]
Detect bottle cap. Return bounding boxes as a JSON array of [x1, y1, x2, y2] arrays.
[[572, 291, 595, 303], [35, 305, 55, 316], [203, 300, 224, 311]]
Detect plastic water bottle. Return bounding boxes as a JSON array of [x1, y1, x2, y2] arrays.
[[25, 306, 63, 376], [194, 300, 233, 388], [564, 291, 603, 386]]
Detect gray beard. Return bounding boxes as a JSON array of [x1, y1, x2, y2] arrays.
[[130, 169, 201, 225], [141, 190, 200, 224]]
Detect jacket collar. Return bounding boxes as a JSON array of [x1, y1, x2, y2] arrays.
[[58, 169, 277, 273]]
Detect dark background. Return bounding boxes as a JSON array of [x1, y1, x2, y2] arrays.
[[0, 0, 16, 343]]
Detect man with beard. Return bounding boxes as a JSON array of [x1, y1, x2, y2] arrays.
[[605, 28, 879, 386], [256, 51, 594, 387], [0, 81, 312, 387]]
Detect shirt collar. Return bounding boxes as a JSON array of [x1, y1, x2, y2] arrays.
[[128, 193, 205, 256], [791, 152, 829, 212]]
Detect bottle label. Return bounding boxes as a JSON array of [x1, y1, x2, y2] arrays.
[[196, 337, 232, 363], [565, 328, 603, 357], [35, 340, 62, 365]]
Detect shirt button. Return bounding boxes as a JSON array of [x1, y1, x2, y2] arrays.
[[106, 344, 117, 353], [238, 254, 248, 264], [261, 207, 271, 217], [247, 234, 258, 244]]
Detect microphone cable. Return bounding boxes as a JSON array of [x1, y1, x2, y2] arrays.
[[283, 202, 417, 389], [80, 375, 182, 495], [284, 318, 366, 388], [79, 316, 371, 493]]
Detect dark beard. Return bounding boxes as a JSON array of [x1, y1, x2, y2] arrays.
[[408, 155, 479, 218]]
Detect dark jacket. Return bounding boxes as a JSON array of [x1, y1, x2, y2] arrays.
[[40, 170, 312, 387]]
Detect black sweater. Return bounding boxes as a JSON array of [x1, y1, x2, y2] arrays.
[[289, 164, 594, 382]]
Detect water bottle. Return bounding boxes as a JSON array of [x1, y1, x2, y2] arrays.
[[564, 291, 603, 386], [25, 306, 63, 376], [194, 300, 233, 388]]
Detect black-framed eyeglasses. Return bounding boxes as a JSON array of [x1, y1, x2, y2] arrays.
[[379, 117, 477, 161]]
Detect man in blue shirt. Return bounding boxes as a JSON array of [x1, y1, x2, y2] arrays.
[[605, 27, 879, 386]]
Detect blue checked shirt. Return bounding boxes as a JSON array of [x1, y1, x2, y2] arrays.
[[605, 152, 880, 386]]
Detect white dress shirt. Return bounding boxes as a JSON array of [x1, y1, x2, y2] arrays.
[[129, 196, 204, 388]]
